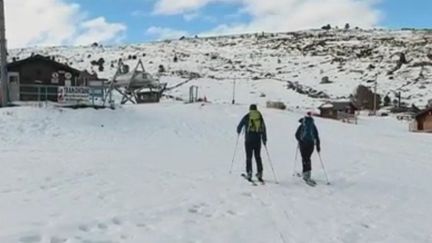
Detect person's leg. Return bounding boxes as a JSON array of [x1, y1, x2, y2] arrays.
[[253, 142, 263, 179], [300, 143, 314, 180], [245, 142, 253, 178]]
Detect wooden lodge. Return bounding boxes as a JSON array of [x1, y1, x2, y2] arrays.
[[6, 55, 99, 102]]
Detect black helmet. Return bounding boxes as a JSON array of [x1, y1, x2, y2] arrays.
[[249, 104, 257, 110]]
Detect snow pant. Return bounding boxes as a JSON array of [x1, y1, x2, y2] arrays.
[[245, 140, 263, 175], [299, 142, 314, 173]]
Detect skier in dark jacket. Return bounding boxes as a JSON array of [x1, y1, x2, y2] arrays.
[[237, 104, 267, 181], [295, 112, 320, 185]]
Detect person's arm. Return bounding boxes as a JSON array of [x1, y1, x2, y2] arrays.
[[237, 115, 248, 134], [295, 125, 302, 142], [314, 125, 321, 151], [261, 116, 267, 144]]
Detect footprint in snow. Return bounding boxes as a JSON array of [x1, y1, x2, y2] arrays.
[[78, 225, 90, 232], [19, 235, 42, 243], [111, 217, 122, 225], [136, 223, 156, 231], [241, 192, 254, 198], [97, 223, 108, 229], [50, 236, 68, 243], [188, 205, 201, 214], [188, 203, 212, 217]]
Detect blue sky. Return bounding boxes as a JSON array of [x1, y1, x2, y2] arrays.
[[76, 0, 431, 44], [378, 0, 432, 28], [5, 0, 432, 48], [75, 0, 248, 43]]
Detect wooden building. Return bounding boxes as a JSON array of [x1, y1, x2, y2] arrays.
[[410, 108, 432, 133], [136, 90, 163, 103], [319, 101, 358, 119], [6, 55, 91, 102]]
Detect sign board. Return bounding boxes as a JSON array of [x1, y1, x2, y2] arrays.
[[51, 72, 59, 84], [58, 86, 90, 104], [88, 80, 104, 87], [65, 72, 72, 79]]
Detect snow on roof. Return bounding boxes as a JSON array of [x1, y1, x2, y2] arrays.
[[321, 103, 334, 108]]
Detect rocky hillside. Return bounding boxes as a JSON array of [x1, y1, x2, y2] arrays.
[[8, 28, 432, 107]]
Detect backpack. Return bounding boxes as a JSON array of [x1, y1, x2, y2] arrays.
[[248, 110, 262, 133], [301, 118, 316, 143]]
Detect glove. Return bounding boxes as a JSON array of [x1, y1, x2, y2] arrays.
[[316, 144, 321, 153]]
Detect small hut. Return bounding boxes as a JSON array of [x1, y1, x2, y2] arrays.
[[319, 101, 358, 119], [410, 108, 432, 133]]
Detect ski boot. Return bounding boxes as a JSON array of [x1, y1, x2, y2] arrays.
[[246, 172, 253, 181], [256, 172, 264, 182], [303, 171, 316, 186]]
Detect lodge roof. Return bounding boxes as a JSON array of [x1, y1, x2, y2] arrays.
[[319, 101, 358, 110], [7, 54, 81, 74], [415, 107, 432, 119]]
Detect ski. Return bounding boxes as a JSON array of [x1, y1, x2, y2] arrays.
[[304, 179, 317, 187], [295, 173, 317, 186], [241, 173, 258, 186], [257, 178, 265, 185]]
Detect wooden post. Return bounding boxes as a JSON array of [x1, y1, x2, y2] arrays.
[[373, 80, 377, 115], [0, 0, 8, 107], [232, 78, 236, 105]]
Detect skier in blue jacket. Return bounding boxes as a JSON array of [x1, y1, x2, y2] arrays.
[[237, 104, 267, 181], [295, 112, 320, 185]]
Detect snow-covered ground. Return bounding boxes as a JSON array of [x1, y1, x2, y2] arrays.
[[1, 102, 431, 243]]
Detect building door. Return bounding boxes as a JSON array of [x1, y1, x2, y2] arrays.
[[8, 72, 20, 102]]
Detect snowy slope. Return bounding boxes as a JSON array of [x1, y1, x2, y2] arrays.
[[1, 103, 431, 243], [8, 28, 432, 108]]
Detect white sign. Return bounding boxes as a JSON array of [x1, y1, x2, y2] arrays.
[[58, 86, 90, 104], [51, 72, 59, 84], [88, 80, 104, 87], [65, 72, 72, 79]]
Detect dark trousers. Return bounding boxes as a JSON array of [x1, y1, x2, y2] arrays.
[[299, 142, 314, 173], [245, 141, 263, 175]]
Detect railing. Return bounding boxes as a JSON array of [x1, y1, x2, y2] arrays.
[[19, 84, 60, 102], [17, 84, 111, 107]]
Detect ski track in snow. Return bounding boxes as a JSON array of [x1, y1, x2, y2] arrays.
[[0, 103, 431, 243]]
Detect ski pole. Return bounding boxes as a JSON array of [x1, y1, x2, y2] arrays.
[[292, 144, 299, 176], [264, 145, 279, 184], [229, 134, 240, 174], [318, 152, 330, 185]]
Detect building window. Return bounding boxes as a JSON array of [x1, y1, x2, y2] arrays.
[[9, 76, 18, 83]]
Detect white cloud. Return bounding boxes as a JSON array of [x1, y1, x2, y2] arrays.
[[74, 17, 127, 45], [153, 0, 382, 35], [183, 12, 201, 21], [131, 10, 148, 17], [4, 0, 127, 48], [146, 26, 189, 40], [153, 0, 217, 15]]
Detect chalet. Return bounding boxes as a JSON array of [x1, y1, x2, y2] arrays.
[[319, 101, 358, 120], [6, 55, 95, 102], [410, 108, 432, 133]]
